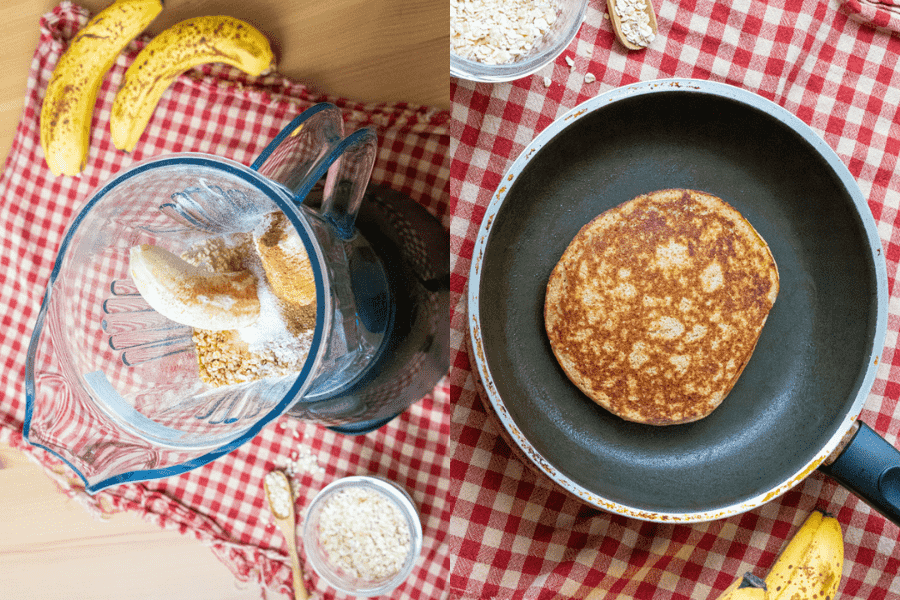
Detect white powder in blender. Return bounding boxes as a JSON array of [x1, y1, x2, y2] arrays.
[[237, 259, 313, 364], [185, 224, 316, 387]]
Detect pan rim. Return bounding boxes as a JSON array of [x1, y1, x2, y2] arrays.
[[465, 77, 889, 523]]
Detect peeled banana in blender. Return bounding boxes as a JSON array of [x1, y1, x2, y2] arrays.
[[765, 510, 844, 600], [40, 0, 162, 176], [129, 244, 260, 330], [110, 15, 275, 152]]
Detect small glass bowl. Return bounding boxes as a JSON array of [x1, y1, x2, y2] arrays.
[[302, 475, 423, 597], [450, 0, 590, 83]]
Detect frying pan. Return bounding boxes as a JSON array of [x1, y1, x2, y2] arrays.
[[467, 79, 900, 524]]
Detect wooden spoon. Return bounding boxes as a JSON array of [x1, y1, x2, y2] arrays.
[[606, 0, 658, 50], [265, 470, 309, 600]]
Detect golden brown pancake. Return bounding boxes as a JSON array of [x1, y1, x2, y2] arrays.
[[544, 189, 779, 425]]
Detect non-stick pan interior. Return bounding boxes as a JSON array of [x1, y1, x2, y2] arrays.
[[477, 90, 881, 515]]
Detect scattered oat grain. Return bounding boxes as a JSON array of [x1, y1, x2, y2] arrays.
[[284, 445, 325, 478]]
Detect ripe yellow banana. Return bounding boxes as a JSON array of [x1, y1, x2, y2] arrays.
[[714, 572, 766, 600], [765, 510, 844, 600], [110, 15, 275, 152], [40, 0, 162, 175]]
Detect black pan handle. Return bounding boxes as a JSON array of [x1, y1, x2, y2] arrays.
[[818, 421, 900, 527]]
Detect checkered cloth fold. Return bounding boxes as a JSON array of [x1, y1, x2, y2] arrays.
[[0, 3, 449, 599], [449, 0, 900, 598], [841, 0, 900, 30]]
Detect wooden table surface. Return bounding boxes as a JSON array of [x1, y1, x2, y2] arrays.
[[0, 1, 447, 598], [0, 0, 449, 168]]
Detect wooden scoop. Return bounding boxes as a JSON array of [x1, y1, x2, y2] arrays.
[[265, 470, 309, 600], [606, 0, 658, 50]]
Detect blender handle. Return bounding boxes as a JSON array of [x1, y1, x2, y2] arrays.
[[251, 103, 343, 186], [251, 103, 378, 240], [319, 127, 378, 239]]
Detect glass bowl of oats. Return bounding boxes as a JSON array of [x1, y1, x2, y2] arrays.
[[451, 0, 589, 82], [302, 475, 423, 596]]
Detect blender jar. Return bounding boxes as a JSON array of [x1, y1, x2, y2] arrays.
[[23, 103, 411, 492]]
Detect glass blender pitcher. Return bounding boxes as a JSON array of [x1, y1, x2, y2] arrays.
[[24, 103, 448, 493]]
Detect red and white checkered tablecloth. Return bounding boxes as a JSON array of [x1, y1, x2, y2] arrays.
[[843, 0, 900, 30], [449, 0, 900, 598], [0, 3, 450, 599]]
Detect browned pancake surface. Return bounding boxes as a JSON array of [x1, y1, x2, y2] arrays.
[[544, 189, 779, 425]]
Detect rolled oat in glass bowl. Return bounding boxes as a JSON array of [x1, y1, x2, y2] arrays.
[[451, 0, 590, 83], [302, 475, 423, 597]]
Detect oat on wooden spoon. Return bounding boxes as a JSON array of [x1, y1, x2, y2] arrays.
[[607, 0, 657, 50]]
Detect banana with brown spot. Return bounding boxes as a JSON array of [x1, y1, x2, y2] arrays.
[[765, 510, 844, 600], [40, 0, 162, 175], [110, 15, 274, 152]]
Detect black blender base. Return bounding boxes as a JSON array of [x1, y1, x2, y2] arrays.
[[287, 184, 450, 430], [327, 412, 401, 435]]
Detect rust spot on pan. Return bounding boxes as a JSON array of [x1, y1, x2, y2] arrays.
[[471, 322, 486, 368], [761, 457, 826, 503], [759, 422, 862, 504], [823, 420, 861, 467], [467, 316, 496, 398]]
